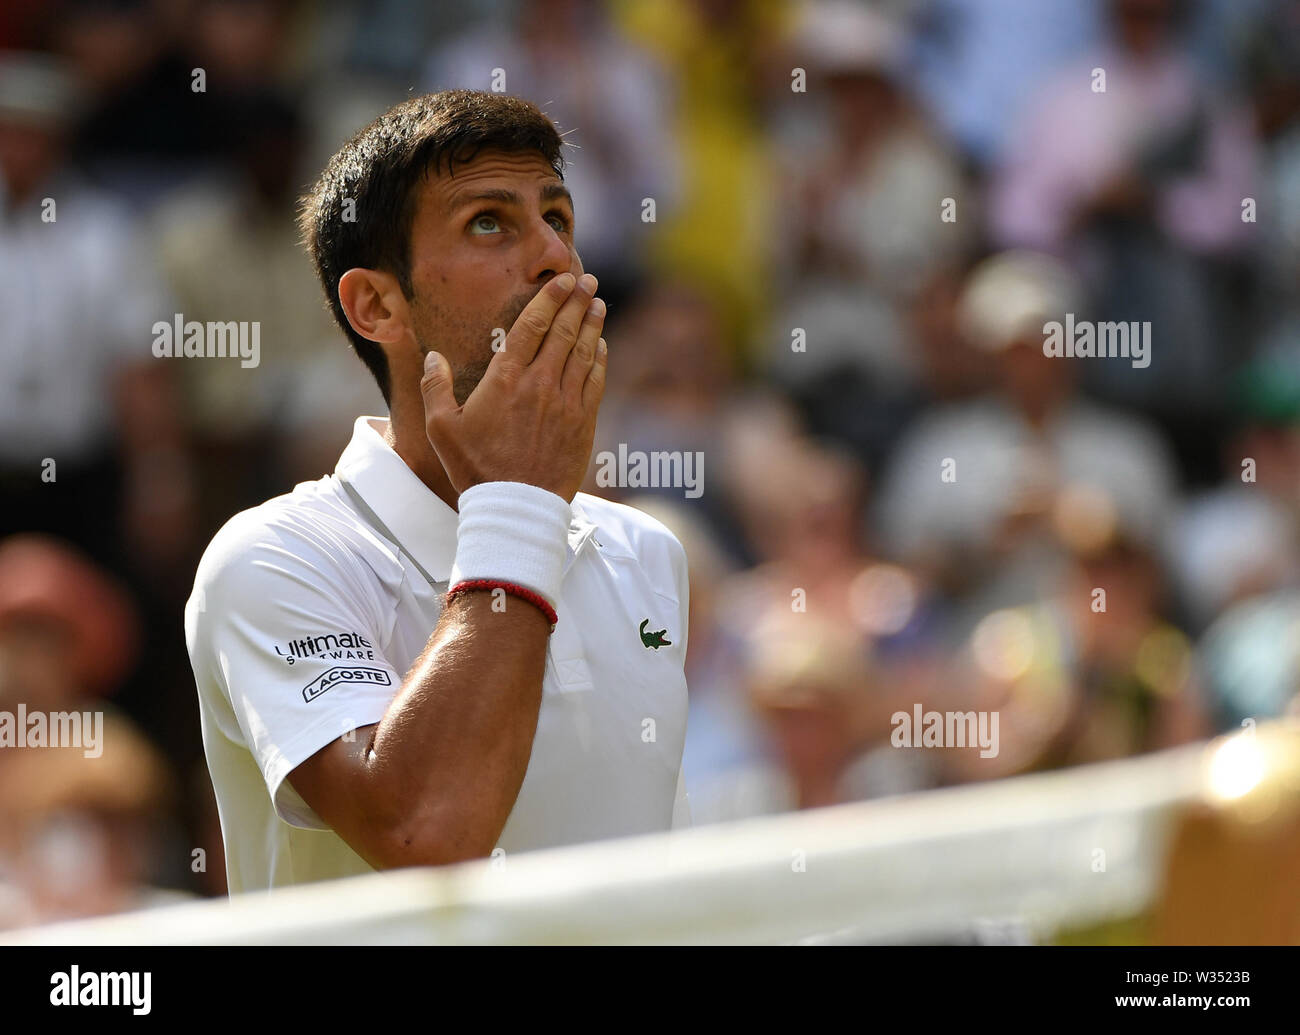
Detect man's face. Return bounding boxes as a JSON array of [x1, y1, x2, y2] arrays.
[[404, 148, 583, 404]]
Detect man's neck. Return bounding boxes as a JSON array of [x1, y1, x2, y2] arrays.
[[384, 407, 460, 513]]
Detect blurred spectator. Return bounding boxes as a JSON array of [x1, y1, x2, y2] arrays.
[[767, 0, 973, 463], [906, 261, 991, 406], [720, 427, 944, 680], [687, 432, 943, 821], [1236, 0, 1300, 143], [588, 278, 746, 554], [689, 606, 934, 824], [942, 527, 1210, 783], [777, 1, 972, 297], [0, 714, 184, 928], [425, 0, 679, 309], [988, 0, 1260, 421], [1255, 136, 1300, 340], [1251, 0, 1300, 323], [0, 535, 139, 708], [908, 0, 1103, 167], [1041, 531, 1209, 765], [188, 0, 302, 88], [0, 535, 187, 927], [613, 0, 794, 366], [876, 251, 1179, 619], [0, 50, 193, 577], [336, 0, 505, 80], [991, 0, 1257, 258], [151, 87, 384, 536], [53, 0, 217, 205], [1199, 589, 1300, 730], [1165, 350, 1300, 630], [43, 0, 308, 207]]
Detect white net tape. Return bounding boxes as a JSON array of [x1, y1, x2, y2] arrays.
[[6, 741, 1211, 945]]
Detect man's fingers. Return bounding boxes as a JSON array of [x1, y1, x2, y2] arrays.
[[499, 272, 578, 367], [560, 297, 605, 401], [420, 351, 458, 439], [531, 273, 597, 376], [581, 336, 608, 413]]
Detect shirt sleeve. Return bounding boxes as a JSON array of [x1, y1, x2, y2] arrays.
[[186, 512, 404, 829]]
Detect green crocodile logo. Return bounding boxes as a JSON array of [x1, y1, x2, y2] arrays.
[[639, 618, 672, 649]]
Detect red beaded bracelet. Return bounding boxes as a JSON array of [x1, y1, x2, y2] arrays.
[[446, 578, 558, 632]]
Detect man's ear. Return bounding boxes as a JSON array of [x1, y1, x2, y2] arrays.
[[338, 268, 411, 347]]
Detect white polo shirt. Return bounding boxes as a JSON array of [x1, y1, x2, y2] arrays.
[[185, 416, 690, 894]]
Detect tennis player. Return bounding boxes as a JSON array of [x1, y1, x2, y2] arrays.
[[185, 90, 690, 893]]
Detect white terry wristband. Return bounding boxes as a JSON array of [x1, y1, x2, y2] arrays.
[[449, 481, 571, 609]]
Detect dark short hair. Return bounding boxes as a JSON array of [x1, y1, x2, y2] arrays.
[[298, 90, 567, 405]]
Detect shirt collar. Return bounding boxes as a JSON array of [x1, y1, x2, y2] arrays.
[[566, 496, 600, 573], [334, 416, 601, 583], [335, 416, 459, 582]]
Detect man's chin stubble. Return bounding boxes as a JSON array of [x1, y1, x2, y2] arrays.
[[452, 357, 491, 406], [420, 291, 535, 406], [453, 292, 536, 405]]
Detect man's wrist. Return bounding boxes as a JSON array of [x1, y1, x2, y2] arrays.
[[449, 481, 570, 610]]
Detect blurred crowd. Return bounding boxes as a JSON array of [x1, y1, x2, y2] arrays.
[[2, 0, 1299, 926]]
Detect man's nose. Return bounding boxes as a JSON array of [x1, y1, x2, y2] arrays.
[[527, 217, 580, 283]]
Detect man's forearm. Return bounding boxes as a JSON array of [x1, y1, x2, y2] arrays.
[[357, 591, 551, 867]]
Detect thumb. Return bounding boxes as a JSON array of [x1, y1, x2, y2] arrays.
[[420, 351, 457, 418]]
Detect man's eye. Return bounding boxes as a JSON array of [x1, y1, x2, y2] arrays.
[[547, 213, 572, 233], [469, 214, 501, 235]]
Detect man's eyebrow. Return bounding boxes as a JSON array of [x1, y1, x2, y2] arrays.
[[446, 183, 574, 213], [540, 183, 573, 208]]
